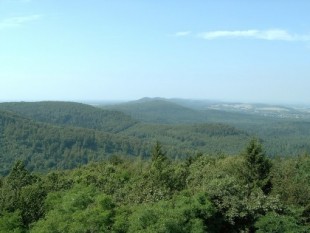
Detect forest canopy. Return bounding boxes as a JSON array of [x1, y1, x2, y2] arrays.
[[0, 141, 309, 232]]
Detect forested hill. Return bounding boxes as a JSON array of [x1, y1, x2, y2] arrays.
[[0, 110, 147, 175], [102, 98, 310, 156], [0, 108, 252, 175], [2, 100, 310, 176], [102, 98, 209, 124], [0, 101, 138, 133], [102, 98, 281, 126]]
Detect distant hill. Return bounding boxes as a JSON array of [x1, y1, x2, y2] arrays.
[[0, 101, 138, 133], [102, 98, 310, 156], [168, 98, 221, 110], [101, 97, 276, 125], [101, 97, 310, 129], [0, 110, 147, 175], [102, 98, 219, 124], [167, 98, 310, 119]]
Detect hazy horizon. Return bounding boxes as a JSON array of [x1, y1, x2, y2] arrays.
[[1, 1, 310, 104], [1, 96, 310, 108]]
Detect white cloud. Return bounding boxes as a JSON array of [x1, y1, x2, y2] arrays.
[[0, 14, 42, 30], [198, 29, 310, 41], [175, 31, 191, 37]]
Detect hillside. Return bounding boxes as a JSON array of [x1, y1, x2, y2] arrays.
[[122, 123, 250, 157], [101, 97, 278, 125], [102, 98, 208, 124], [0, 108, 255, 175], [0, 110, 147, 175], [2, 99, 310, 176], [102, 98, 310, 156], [0, 101, 138, 133]]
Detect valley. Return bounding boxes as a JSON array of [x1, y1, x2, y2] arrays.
[[1, 98, 310, 176], [0, 99, 310, 232]]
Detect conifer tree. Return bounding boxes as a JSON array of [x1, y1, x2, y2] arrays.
[[242, 139, 272, 194]]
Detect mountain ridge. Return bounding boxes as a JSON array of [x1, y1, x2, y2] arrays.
[[0, 101, 138, 133]]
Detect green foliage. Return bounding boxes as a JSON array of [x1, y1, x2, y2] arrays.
[[255, 212, 309, 233], [241, 139, 272, 194], [0, 211, 23, 233], [271, 154, 310, 206], [18, 183, 46, 227], [7, 160, 36, 192], [31, 185, 115, 233], [150, 142, 171, 185], [3, 161, 37, 212], [205, 175, 282, 232], [127, 192, 216, 233], [151, 141, 166, 162], [0, 161, 46, 229]]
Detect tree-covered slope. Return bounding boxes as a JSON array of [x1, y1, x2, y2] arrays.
[[122, 123, 251, 157], [103, 98, 310, 156], [0, 101, 138, 133], [0, 110, 147, 175], [2, 99, 310, 173], [0, 109, 253, 175]]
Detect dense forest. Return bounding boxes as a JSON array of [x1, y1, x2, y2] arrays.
[[0, 110, 149, 175], [0, 101, 138, 133], [0, 108, 251, 175], [103, 98, 310, 156], [2, 100, 310, 164], [0, 100, 310, 232], [0, 141, 309, 232]]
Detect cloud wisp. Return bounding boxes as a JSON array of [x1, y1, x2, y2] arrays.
[[198, 29, 310, 42], [0, 14, 42, 30]]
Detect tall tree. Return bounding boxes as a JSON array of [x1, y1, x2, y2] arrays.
[[242, 139, 272, 194], [5, 161, 36, 211]]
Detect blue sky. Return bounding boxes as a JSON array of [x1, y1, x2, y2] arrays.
[[1, 0, 310, 103]]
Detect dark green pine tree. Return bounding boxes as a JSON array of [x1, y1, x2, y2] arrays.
[[151, 141, 167, 162], [4, 161, 34, 210], [150, 141, 173, 188], [7, 160, 35, 192], [242, 139, 272, 194]]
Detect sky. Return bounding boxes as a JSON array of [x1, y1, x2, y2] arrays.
[[1, 0, 310, 104]]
